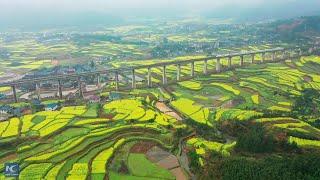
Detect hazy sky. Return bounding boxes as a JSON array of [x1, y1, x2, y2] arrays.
[[0, 0, 319, 29], [1, 0, 319, 14], [0, 0, 266, 11]]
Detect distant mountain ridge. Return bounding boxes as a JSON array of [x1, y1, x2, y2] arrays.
[[276, 16, 320, 33]]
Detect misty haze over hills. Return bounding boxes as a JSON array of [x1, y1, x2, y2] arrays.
[[0, 0, 319, 30]]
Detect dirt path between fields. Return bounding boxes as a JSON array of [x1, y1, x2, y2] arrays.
[[177, 132, 196, 179]]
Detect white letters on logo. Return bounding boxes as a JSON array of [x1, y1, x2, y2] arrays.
[[6, 165, 18, 173]]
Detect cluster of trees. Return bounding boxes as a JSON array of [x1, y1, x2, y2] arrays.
[[198, 152, 320, 180], [186, 88, 320, 178], [235, 123, 275, 153], [188, 150, 201, 173], [71, 34, 122, 46], [292, 88, 320, 128], [293, 88, 320, 117], [185, 117, 224, 141], [235, 123, 300, 153]]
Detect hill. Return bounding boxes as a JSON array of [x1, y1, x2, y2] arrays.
[[1, 55, 320, 179]]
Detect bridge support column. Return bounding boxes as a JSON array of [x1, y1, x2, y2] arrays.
[[228, 56, 232, 68], [78, 77, 83, 98], [131, 69, 136, 89], [262, 53, 265, 62], [216, 58, 221, 72], [240, 55, 244, 66], [299, 49, 303, 57], [289, 50, 293, 59], [272, 52, 276, 62], [203, 60, 208, 75], [36, 82, 41, 100], [58, 80, 63, 99], [177, 64, 181, 81], [162, 66, 167, 85], [147, 67, 152, 87], [191, 61, 195, 77], [251, 54, 255, 64], [97, 74, 101, 88], [282, 50, 286, 60], [12, 85, 17, 103], [115, 71, 119, 91]]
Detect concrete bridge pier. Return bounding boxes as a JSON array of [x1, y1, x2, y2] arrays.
[[97, 74, 101, 88], [299, 49, 303, 57], [115, 71, 119, 91], [162, 65, 167, 85], [131, 69, 136, 89], [78, 77, 83, 98], [36, 82, 41, 100], [282, 50, 286, 60], [58, 80, 63, 99], [203, 60, 208, 75], [191, 61, 195, 77], [147, 67, 152, 87], [288, 50, 293, 59], [272, 52, 276, 62], [12, 85, 17, 103], [177, 64, 181, 81], [262, 53, 266, 62], [216, 58, 221, 72], [228, 56, 232, 68], [309, 47, 313, 54], [251, 54, 255, 64], [240, 55, 244, 66]]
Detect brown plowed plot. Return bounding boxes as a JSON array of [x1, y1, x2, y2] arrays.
[[156, 102, 183, 121], [263, 119, 298, 125], [212, 100, 223, 107], [0, 153, 17, 164], [208, 95, 222, 100], [100, 112, 115, 119], [130, 141, 156, 153], [303, 75, 312, 82], [143, 146, 189, 179], [166, 112, 182, 121], [170, 167, 188, 180], [241, 87, 258, 94], [146, 146, 171, 162], [156, 155, 180, 170], [285, 61, 298, 68], [221, 99, 244, 108], [156, 102, 172, 113]]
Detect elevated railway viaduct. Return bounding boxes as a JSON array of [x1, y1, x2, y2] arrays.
[[1, 46, 318, 103]]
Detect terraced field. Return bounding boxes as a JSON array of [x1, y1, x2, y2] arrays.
[[131, 55, 320, 166], [1, 55, 320, 179], [165, 56, 320, 121], [0, 98, 182, 180]]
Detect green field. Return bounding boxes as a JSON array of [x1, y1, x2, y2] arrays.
[[127, 153, 174, 179], [0, 98, 179, 179], [1, 55, 320, 179], [0, 20, 320, 179]]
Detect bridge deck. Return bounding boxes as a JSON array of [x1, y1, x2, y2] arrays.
[[0, 47, 303, 87]]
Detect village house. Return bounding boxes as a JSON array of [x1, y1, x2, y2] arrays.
[[108, 92, 121, 101], [87, 95, 100, 103], [45, 103, 59, 111], [0, 105, 13, 114], [65, 93, 77, 106], [0, 94, 7, 100], [13, 106, 30, 117]]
